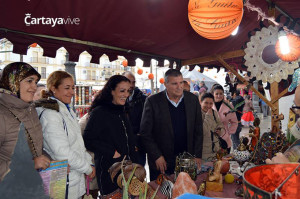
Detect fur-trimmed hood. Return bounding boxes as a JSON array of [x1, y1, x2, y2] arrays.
[[34, 98, 59, 112]]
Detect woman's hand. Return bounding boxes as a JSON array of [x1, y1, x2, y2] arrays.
[[266, 153, 290, 164], [113, 151, 121, 159], [207, 108, 213, 115], [88, 166, 96, 179], [34, 155, 51, 170]]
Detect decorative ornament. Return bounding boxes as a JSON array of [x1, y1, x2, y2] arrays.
[[244, 26, 299, 83], [275, 34, 300, 62], [174, 152, 197, 181], [160, 180, 174, 198], [188, 0, 243, 40], [122, 60, 128, 67], [214, 76, 217, 78], [233, 137, 251, 166], [205, 69, 209, 72], [29, 43, 37, 48], [220, 160, 230, 174], [252, 128, 289, 165], [224, 173, 235, 184], [137, 68, 143, 75], [159, 78, 165, 84], [148, 73, 154, 80]]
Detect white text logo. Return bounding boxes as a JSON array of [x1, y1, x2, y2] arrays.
[[24, 14, 80, 27]]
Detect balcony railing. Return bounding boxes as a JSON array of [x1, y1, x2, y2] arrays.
[[30, 57, 49, 64]]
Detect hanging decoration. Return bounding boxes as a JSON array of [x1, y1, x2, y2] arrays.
[[148, 73, 154, 80], [137, 68, 143, 75], [122, 60, 128, 67], [159, 78, 165, 84], [188, 0, 243, 40], [275, 34, 300, 62], [244, 26, 299, 83]]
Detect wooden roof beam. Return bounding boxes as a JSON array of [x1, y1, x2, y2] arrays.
[[182, 49, 245, 66]]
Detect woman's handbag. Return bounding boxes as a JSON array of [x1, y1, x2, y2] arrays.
[[212, 110, 228, 150]]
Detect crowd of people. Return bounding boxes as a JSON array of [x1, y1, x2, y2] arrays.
[[0, 62, 299, 198]]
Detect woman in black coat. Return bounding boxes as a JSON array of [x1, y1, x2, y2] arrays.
[[83, 75, 138, 196]]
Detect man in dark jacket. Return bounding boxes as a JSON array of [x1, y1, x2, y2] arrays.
[[140, 69, 203, 180], [123, 72, 147, 165], [231, 90, 245, 149]]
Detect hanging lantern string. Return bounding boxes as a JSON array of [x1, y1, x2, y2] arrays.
[[244, 0, 279, 26], [244, 0, 300, 37], [283, 26, 299, 37]]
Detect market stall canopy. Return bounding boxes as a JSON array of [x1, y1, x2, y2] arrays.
[[181, 68, 217, 91], [0, 0, 299, 67]]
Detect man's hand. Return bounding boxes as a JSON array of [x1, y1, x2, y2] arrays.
[[88, 166, 96, 179], [34, 155, 51, 170], [155, 156, 167, 174], [195, 158, 202, 170]]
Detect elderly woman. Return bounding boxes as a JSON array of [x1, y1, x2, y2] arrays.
[[84, 75, 138, 196], [0, 62, 50, 198], [36, 71, 95, 199], [211, 84, 238, 153]]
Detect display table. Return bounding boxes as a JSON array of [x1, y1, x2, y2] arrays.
[[147, 172, 242, 199]]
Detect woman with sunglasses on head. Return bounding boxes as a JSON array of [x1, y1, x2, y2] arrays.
[[0, 62, 50, 198]]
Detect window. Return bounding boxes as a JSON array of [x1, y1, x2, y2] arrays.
[[41, 67, 46, 79]]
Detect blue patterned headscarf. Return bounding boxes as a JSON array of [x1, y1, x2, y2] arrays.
[[288, 68, 300, 92], [0, 62, 41, 97]]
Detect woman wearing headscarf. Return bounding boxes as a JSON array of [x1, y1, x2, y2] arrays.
[[35, 71, 95, 199], [0, 62, 50, 198], [83, 75, 138, 196]]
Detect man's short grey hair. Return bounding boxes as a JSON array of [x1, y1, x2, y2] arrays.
[[122, 71, 134, 77], [164, 69, 182, 83]]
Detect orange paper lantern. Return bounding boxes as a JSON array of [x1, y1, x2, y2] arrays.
[[148, 73, 154, 80], [159, 78, 165, 84], [275, 34, 300, 62], [137, 68, 143, 75], [122, 60, 128, 67], [188, 0, 244, 40]]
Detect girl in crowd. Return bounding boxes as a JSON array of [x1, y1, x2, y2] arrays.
[[84, 75, 138, 196], [211, 84, 238, 153], [0, 62, 50, 198], [241, 95, 255, 127], [200, 92, 225, 160], [36, 71, 95, 199]]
